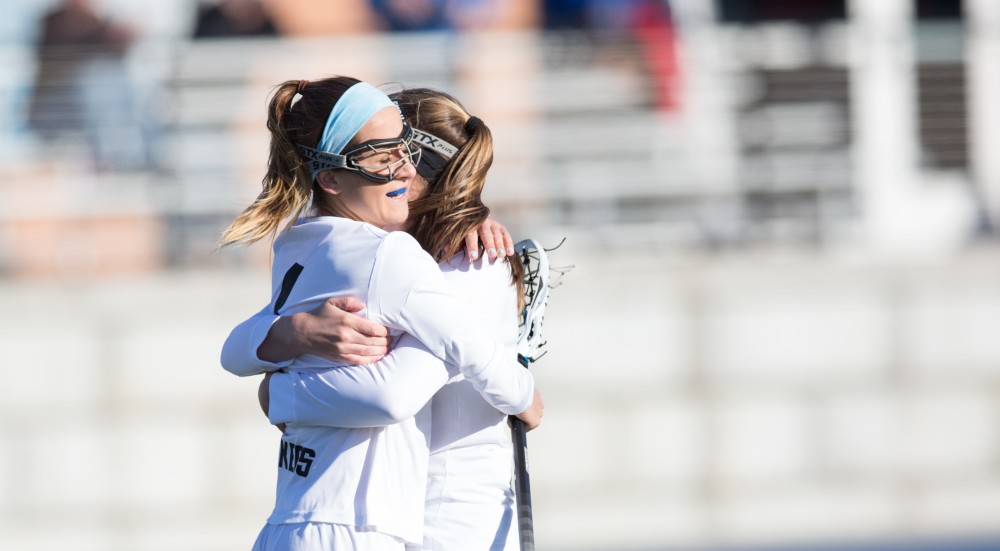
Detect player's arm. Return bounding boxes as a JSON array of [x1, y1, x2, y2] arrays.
[[263, 333, 454, 428], [373, 234, 535, 416], [220, 298, 390, 376], [220, 305, 287, 376]]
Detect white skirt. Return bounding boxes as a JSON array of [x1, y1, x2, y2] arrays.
[[422, 445, 518, 551], [252, 522, 407, 551]]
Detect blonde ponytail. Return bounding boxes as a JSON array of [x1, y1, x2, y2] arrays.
[[220, 76, 361, 246]]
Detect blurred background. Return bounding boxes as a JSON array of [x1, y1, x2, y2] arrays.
[[2, 0, 1000, 550]]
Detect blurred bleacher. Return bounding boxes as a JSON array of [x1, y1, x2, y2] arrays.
[[0, 7, 985, 279], [3, 1, 1000, 551]]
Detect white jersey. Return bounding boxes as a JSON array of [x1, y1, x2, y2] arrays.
[[221, 216, 534, 546], [422, 254, 521, 551]]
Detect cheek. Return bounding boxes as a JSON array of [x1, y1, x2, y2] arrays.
[[407, 178, 428, 203]]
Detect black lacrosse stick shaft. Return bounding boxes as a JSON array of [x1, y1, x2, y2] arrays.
[[511, 353, 535, 551]]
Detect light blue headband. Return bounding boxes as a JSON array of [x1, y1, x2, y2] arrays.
[[317, 82, 395, 155], [298, 82, 396, 181]]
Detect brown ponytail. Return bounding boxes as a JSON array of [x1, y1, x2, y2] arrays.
[[392, 88, 524, 301]]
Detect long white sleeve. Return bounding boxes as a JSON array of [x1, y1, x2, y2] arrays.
[[267, 252, 528, 429], [222, 306, 457, 427], [221, 218, 532, 424], [267, 334, 455, 428], [370, 234, 534, 416], [219, 305, 291, 377]]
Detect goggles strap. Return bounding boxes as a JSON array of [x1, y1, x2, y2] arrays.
[[412, 129, 458, 159], [297, 145, 348, 179], [411, 128, 458, 184]]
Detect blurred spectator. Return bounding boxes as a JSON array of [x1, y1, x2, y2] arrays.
[[541, 0, 589, 29], [540, 0, 681, 111], [28, 0, 131, 141], [628, 0, 680, 111], [193, 0, 279, 39], [369, 0, 451, 32], [716, 0, 846, 24], [27, 0, 153, 171]]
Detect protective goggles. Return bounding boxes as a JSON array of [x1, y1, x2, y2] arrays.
[[411, 128, 458, 184], [298, 123, 422, 184]]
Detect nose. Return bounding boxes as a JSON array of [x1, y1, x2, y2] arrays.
[[396, 152, 417, 181]]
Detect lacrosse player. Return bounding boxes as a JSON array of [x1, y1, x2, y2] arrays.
[[224, 87, 546, 550], [220, 77, 540, 551]]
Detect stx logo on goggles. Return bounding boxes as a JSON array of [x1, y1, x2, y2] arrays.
[[297, 144, 346, 173], [412, 129, 457, 159]]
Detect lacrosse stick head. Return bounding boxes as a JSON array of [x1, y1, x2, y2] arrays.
[[515, 238, 550, 364]]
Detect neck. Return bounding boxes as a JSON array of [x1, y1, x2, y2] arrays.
[[314, 199, 359, 223]]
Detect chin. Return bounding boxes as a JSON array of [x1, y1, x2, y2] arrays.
[[382, 214, 409, 232]]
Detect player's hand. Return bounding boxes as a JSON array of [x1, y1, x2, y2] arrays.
[[465, 217, 514, 262], [259, 297, 390, 365], [258, 372, 285, 433], [515, 388, 544, 431], [295, 297, 391, 364]]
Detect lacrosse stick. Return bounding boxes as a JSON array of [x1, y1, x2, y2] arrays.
[[511, 238, 552, 551]]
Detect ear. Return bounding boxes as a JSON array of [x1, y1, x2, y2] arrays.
[[316, 171, 341, 195]]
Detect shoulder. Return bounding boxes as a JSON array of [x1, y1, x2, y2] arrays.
[[378, 231, 436, 265], [302, 216, 380, 238], [437, 256, 517, 315], [440, 253, 514, 282], [277, 217, 383, 248], [371, 231, 440, 290], [367, 231, 443, 323]]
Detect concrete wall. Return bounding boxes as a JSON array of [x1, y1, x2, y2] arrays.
[[3, 246, 999, 551]]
